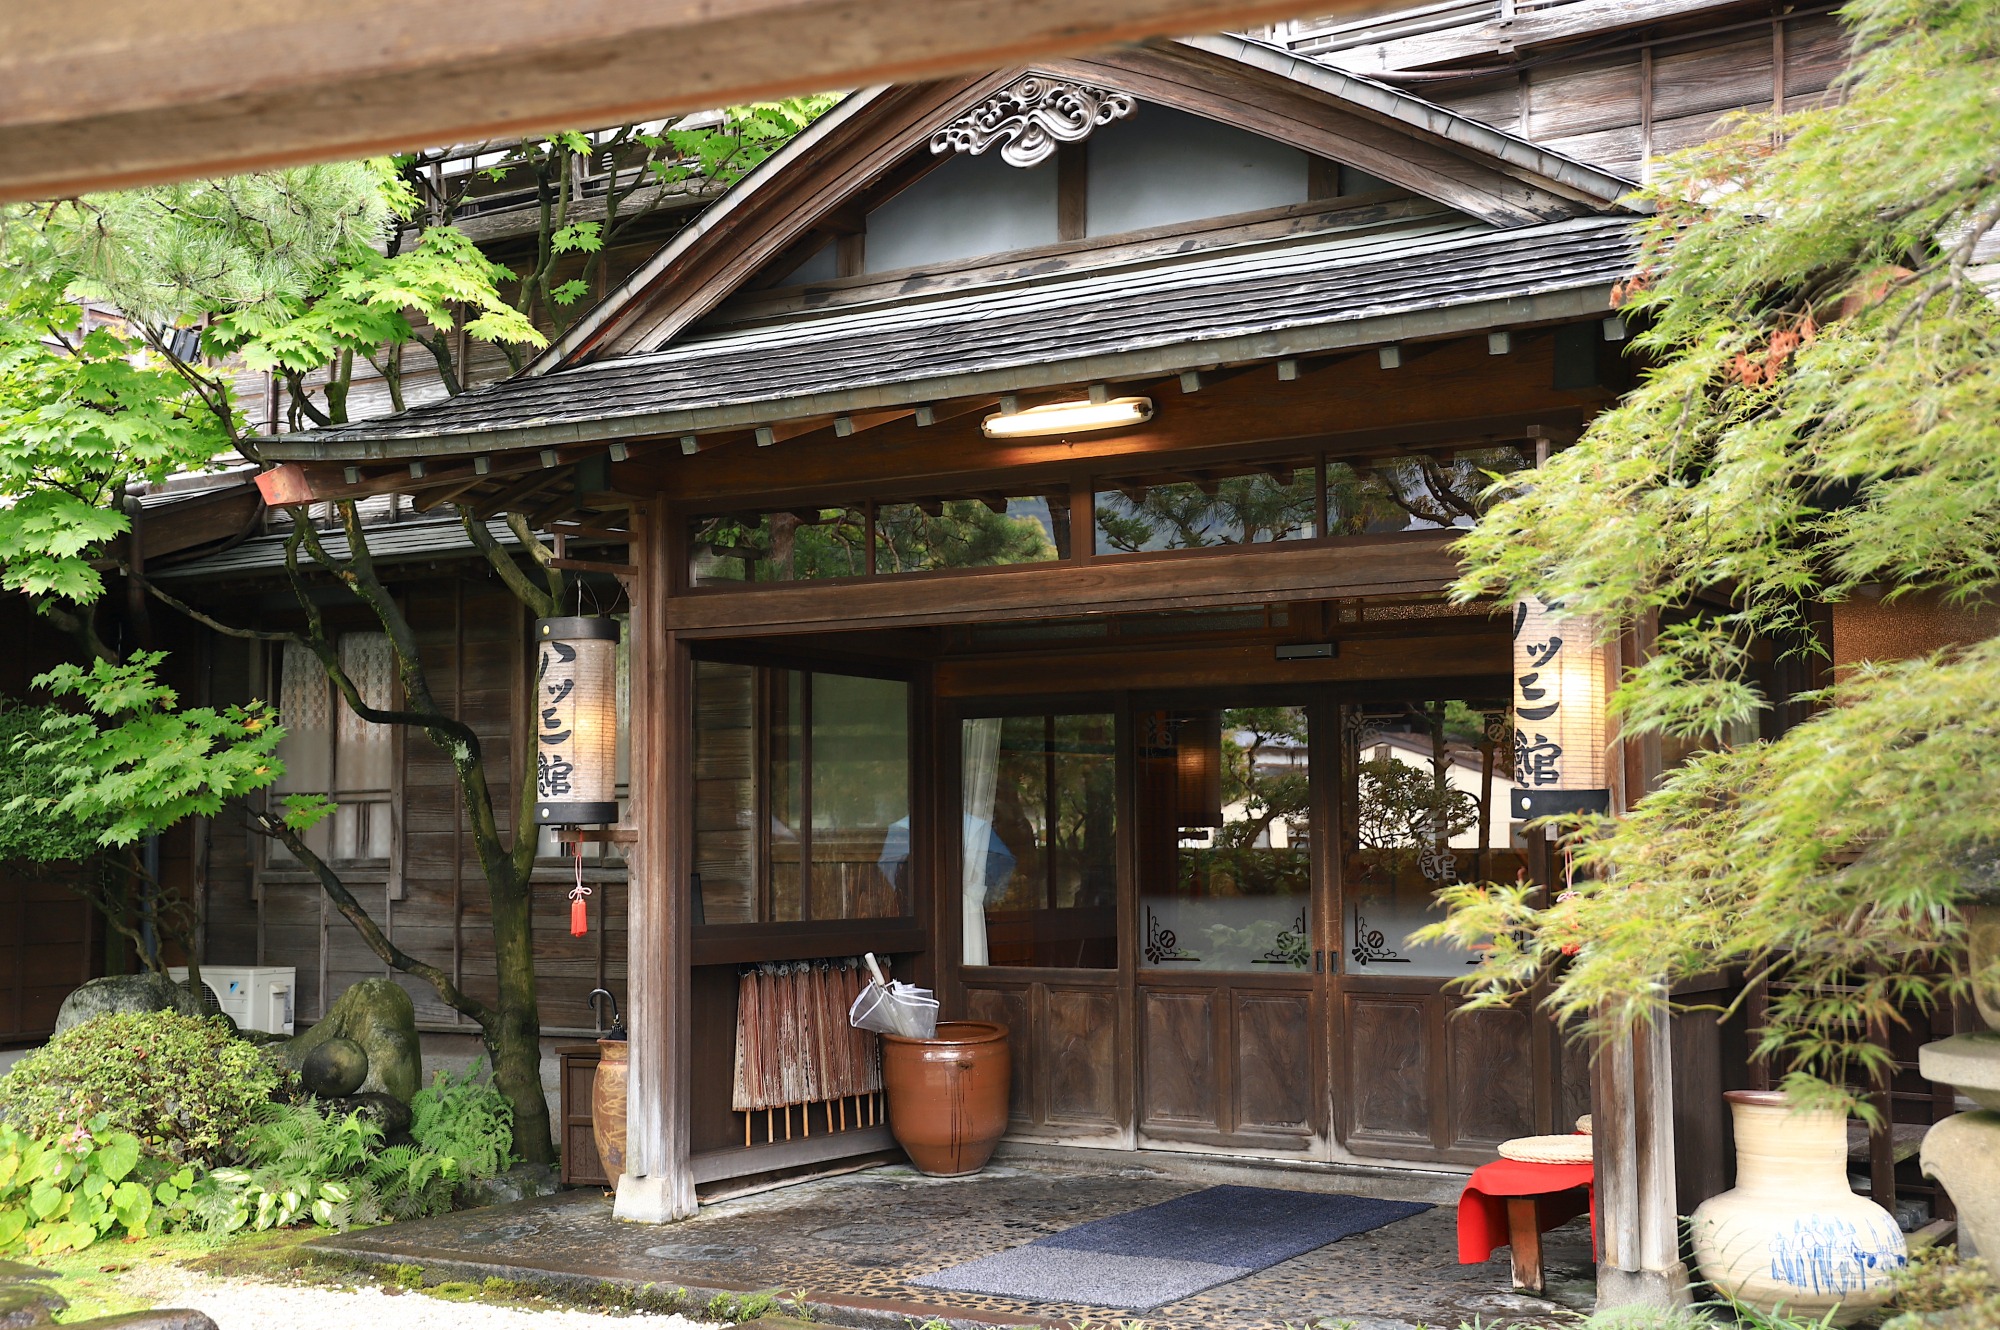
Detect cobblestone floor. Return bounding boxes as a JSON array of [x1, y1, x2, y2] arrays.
[[308, 1156, 1596, 1330]]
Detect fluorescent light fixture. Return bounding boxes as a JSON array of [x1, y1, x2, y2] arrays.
[[981, 396, 1154, 439]]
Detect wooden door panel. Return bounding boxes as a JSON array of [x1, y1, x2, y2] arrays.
[[1344, 991, 1433, 1151], [1447, 1003, 1535, 1151], [1140, 987, 1219, 1130], [1234, 990, 1314, 1134], [1044, 985, 1119, 1126], [965, 984, 1034, 1123]]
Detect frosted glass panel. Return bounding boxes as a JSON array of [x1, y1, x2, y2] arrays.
[[1087, 105, 1307, 236], [1340, 701, 1520, 976], [1137, 706, 1313, 972]]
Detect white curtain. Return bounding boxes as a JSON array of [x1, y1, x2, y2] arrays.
[[961, 717, 1003, 967]]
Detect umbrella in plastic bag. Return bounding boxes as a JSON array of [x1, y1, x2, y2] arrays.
[[848, 952, 938, 1039]]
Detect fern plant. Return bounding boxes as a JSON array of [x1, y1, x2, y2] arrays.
[[408, 1060, 516, 1186]]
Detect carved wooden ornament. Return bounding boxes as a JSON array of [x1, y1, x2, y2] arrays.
[[930, 75, 1137, 168]]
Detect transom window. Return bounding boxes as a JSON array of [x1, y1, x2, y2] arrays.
[[684, 441, 1530, 589]]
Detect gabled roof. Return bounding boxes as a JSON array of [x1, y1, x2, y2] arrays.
[[261, 34, 1643, 468], [525, 33, 1640, 374]]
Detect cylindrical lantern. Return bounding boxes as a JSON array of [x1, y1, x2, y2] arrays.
[[533, 617, 621, 825], [1176, 710, 1223, 830], [1510, 595, 1611, 819]]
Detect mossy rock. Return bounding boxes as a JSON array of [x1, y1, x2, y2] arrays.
[[279, 978, 420, 1103], [300, 1036, 368, 1097], [52, 974, 205, 1035]]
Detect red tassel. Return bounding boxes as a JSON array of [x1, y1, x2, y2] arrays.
[[571, 893, 588, 937]]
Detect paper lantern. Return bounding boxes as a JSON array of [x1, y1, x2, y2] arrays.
[[1175, 709, 1223, 830], [533, 617, 620, 826], [1510, 595, 1611, 819]]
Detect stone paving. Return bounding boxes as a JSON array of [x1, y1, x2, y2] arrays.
[[307, 1153, 1596, 1330]]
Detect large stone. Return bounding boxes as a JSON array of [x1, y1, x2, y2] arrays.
[[0, 1264, 52, 1285], [52, 974, 204, 1035], [56, 1314, 218, 1330], [322, 1091, 413, 1143], [300, 1037, 368, 1098], [1918, 1031, 2000, 1111], [0, 1282, 64, 1328], [458, 1162, 560, 1210], [279, 979, 420, 1103], [1922, 1111, 2000, 1259]]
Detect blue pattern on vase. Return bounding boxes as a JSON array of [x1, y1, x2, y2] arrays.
[[1768, 1215, 1908, 1295]]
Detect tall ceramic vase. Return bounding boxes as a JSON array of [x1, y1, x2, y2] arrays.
[[1691, 1091, 1906, 1325], [591, 1037, 629, 1193]]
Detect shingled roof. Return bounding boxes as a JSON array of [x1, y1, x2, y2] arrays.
[[268, 211, 1638, 463]]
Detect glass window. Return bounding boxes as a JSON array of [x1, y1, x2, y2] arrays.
[[1096, 459, 1317, 553], [875, 494, 1067, 572], [965, 713, 1117, 968], [1340, 700, 1519, 976], [1328, 445, 1531, 535], [1137, 706, 1313, 972], [271, 634, 394, 866], [687, 507, 868, 585], [692, 662, 912, 924], [810, 673, 910, 919]]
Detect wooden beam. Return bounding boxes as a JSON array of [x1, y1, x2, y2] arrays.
[[0, 0, 1359, 205], [668, 533, 1463, 636]]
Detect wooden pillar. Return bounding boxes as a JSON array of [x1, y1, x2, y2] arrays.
[[1593, 614, 1690, 1309], [614, 499, 697, 1223]]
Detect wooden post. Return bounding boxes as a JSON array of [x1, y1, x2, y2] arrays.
[[614, 500, 697, 1223], [1594, 1019, 1688, 1308], [1593, 614, 1690, 1309]]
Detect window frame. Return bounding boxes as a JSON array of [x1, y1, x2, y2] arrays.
[[687, 648, 924, 946]]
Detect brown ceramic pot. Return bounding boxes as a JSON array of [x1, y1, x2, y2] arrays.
[[591, 1037, 629, 1191], [880, 1020, 1011, 1177]]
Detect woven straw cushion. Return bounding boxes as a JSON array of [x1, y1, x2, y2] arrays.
[[1497, 1134, 1594, 1165], [1576, 1114, 1592, 1135]]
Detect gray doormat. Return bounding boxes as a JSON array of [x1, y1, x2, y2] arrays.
[[912, 1184, 1431, 1310]]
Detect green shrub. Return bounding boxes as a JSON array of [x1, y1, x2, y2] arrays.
[[0, 1115, 195, 1256], [0, 1010, 289, 1168], [195, 1098, 478, 1233], [194, 1100, 380, 1233], [1888, 1250, 1999, 1330], [408, 1061, 515, 1186]]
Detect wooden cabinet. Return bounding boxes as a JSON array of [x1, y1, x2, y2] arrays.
[[556, 1043, 608, 1188]]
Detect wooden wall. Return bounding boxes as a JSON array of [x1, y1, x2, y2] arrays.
[[1430, 10, 1848, 179], [196, 577, 629, 1036]]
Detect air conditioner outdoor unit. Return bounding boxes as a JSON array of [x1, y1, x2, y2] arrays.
[[168, 965, 296, 1035]]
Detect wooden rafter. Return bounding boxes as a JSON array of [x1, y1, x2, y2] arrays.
[[0, 0, 1355, 204]]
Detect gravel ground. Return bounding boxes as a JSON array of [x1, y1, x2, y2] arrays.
[[116, 1267, 721, 1330]]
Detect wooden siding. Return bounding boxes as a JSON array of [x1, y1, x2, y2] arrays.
[[197, 580, 628, 1035], [1428, 11, 1847, 179]]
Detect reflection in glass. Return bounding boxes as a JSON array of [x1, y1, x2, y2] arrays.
[[687, 507, 867, 584], [1096, 460, 1317, 553], [810, 673, 910, 920], [967, 714, 1117, 968], [1328, 445, 1531, 535], [693, 661, 759, 924], [1341, 700, 1519, 976], [876, 495, 1067, 572], [691, 663, 911, 924], [1138, 706, 1312, 971]]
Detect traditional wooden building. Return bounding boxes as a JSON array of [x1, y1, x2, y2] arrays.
[[129, 0, 1886, 1301]]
